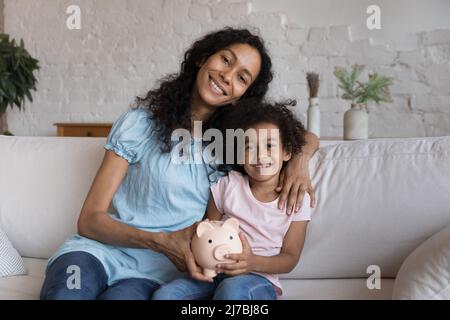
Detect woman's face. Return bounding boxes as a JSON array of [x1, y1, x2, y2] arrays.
[[194, 43, 262, 107]]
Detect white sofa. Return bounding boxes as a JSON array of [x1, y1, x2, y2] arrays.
[[0, 135, 449, 300]]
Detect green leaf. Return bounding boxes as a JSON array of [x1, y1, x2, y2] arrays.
[[0, 33, 39, 111], [24, 89, 33, 102], [334, 64, 393, 105], [0, 102, 7, 114]]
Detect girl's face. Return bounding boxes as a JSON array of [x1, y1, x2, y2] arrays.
[[194, 43, 262, 107], [243, 122, 291, 182]]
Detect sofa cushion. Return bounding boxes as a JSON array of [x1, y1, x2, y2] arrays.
[[0, 227, 26, 278], [0, 136, 106, 259], [0, 258, 46, 300], [392, 224, 450, 299], [0, 257, 394, 300], [280, 278, 395, 300], [287, 136, 450, 279]]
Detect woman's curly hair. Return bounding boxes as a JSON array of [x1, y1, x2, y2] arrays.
[[209, 98, 307, 174], [135, 27, 273, 152]]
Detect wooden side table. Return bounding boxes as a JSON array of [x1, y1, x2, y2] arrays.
[[54, 123, 112, 137]]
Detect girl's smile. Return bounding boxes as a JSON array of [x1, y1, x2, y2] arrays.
[[253, 162, 272, 169], [244, 122, 291, 182]]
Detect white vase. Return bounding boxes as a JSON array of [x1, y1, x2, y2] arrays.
[[344, 103, 368, 140], [307, 97, 320, 138]]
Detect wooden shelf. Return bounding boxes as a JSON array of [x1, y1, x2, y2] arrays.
[[54, 123, 112, 137]]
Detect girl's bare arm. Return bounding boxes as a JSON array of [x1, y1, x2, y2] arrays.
[[251, 221, 309, 274], [218, 221, 309, 275]]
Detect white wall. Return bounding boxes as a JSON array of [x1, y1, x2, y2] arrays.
[[255, 0, 450, 50], [0, 0, 3, 33], [4, 0, 450, 138]]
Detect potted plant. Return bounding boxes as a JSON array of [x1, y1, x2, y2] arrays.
[[0, 33, 40, 135], [334, 64, 393, 140]]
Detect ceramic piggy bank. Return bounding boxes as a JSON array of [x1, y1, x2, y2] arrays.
[[191, 218, 243, 277]]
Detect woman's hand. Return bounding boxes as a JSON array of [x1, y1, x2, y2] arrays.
[[154, 223, 214, 283], [276, 152, 316, 215], [215, 233, 255, 276], [275, 131, 318, 215]]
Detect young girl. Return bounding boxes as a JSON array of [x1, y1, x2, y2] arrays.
[[152, 99, 311, 300]]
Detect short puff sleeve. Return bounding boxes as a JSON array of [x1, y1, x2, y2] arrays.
[[104, 108, 154, 164]]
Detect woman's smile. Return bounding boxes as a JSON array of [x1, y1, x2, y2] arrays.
[[208, 75, 227, 96]]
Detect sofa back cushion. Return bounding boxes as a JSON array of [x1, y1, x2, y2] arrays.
[[1, 135, 449, 279], [286, 136, 450, 279], [0, 136, 105, 259]]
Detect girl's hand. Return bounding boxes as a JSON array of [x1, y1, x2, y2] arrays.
[[161, 223, 214, 283], [276, 152, 315, 215], [216, 233, 255, 276]]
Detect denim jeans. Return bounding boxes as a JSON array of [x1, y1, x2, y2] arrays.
[[40, 251, 160, 300], [152, 273, 277, 300]]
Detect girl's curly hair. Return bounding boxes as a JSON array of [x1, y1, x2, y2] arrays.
[[208, 98, 307, 174], [135, 27, 273, 153]]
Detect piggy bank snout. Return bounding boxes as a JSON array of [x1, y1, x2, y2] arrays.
[[213, 244, 233, 261]]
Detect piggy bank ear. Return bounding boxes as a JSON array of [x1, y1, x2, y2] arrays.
[[196, 221, 215, 238], [223, 218, 239, 232]]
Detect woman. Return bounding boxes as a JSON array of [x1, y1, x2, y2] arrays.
[[40, 27, 319, 300]]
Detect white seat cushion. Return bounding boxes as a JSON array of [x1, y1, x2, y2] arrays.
[[0, 258, 47, 300], [279, 278, 395, 300], [0, 258, 394, 300]]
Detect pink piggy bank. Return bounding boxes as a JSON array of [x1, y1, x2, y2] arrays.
[[191, 218, 243, 278]]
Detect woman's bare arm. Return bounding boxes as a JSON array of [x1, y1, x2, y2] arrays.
[[277, 131, 319, 213], [302, 131, 320, 157], [251, 221, 309, 274], [77, 150, 159, 248], [77, 150, 210, 281]]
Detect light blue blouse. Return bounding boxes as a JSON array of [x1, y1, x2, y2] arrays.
[[47, 108, 219, 285]]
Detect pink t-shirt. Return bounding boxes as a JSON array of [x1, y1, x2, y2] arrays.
[[210, 170, 311, 295]]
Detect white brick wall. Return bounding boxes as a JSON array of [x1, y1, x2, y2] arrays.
[[0, 1, 3, 33], [4, 0, 450, 137]]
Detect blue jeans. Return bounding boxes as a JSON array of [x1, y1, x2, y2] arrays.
[[152, 273, 277, 300], [40, 251, 160, 300]]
